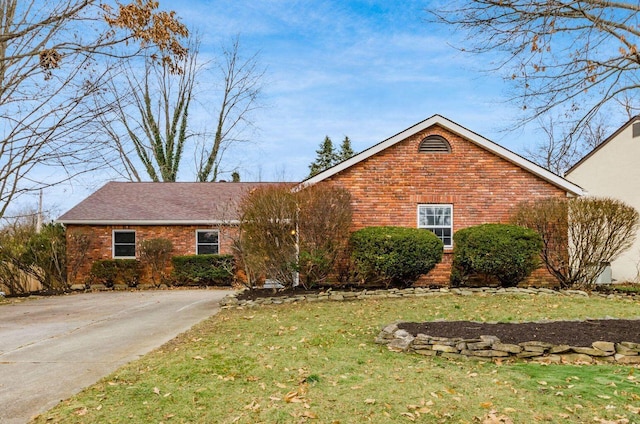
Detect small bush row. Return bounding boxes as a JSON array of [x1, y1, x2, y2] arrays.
[[349, 224, 542, 288], [88, 224, 543, 289], [89, 254, 234, 287]]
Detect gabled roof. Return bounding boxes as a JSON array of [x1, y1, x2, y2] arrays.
[[57, 182, 289, 225], [302, 114, 584, 196], [565, 115, 640, 176]]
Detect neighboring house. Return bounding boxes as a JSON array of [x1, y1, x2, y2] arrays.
[[303, 114, 584, 284], [57, 182, 284, 285], [565, 115, 640, 283], [59, 115, 584, 286]]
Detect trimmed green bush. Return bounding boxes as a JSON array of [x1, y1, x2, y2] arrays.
[[171, 254, 234, 286], [451, 224, 543, 287], [349, 226, 443, 288], [89, 259, 142, 288]]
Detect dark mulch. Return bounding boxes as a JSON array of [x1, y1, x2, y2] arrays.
[[399, 320, 640, 347]]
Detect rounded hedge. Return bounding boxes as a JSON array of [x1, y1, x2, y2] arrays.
[[451, 223, 543, 287], [349, 226, 443, 288]]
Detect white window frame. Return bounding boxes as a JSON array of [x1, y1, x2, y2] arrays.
[[112, 230, 136, 259], [417, 204, 453, 248], [196, 229, 220, 255]]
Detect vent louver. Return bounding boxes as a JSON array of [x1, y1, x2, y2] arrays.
[[633, 122, 640, 138], [419, 135, 451, 153]]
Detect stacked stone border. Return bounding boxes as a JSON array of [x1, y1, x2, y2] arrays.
[[375, 321, 640, 365], [219, 286, 638, 308]]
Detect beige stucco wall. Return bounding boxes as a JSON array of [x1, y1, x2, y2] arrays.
[[566, 118, 640, 282]]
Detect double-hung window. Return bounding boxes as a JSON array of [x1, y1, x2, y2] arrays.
[[113, 230, 136, 258], [418, 205, 453, 248], [196, 230, 219, 255]]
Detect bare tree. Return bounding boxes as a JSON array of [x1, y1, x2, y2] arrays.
[[525, 114, 609, 174], [0, 0, 187, 217], [429, 1, 640, 132], [196, 36, 264, 182], [98, 38, 200, 181]]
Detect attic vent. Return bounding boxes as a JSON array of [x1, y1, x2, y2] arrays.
[[633, 122, 640, 138], [419, 135, 451, 153]]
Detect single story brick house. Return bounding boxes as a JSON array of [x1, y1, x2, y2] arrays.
[[57, 182, 286, 285], [58, 114, 584, 286]]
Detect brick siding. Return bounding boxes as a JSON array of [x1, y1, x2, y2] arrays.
[[66, 224, 238, 286], [325, 124, 567, 285]]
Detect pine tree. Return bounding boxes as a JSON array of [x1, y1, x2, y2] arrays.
[[308, 136, 337, 177], [337, 136, 354, 162]]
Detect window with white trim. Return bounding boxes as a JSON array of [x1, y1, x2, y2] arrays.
[[113, 230, 136, 258], [418, 205, 453, 248], [196, 230, 219, 255]]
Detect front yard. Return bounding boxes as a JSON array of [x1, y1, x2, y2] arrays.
[[34, 294, 640, 423]]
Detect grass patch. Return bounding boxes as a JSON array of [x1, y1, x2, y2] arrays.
[[33, 294, 640, 423]]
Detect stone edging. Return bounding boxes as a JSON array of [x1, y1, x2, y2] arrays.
[[375, 322, 640, 365], [219, 286, 636, 308]]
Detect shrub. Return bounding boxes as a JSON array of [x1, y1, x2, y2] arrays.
[[349, 226, 443, 288], [0, 222, 67, 294], [171, 254, 234, 286], [90, 259, 142, 288], [296, 184, 352, 289], [450, 224, 543, 287], [234, 185, 297, 289], [233, 183, 353, 290], [511, 197, 639, 288], [138, 238, 173, 287]]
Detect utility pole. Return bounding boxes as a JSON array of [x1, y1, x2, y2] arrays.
[[36, 190, 43, 233]]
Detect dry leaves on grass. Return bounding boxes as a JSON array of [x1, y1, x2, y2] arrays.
[[477, 409, 514, 424]]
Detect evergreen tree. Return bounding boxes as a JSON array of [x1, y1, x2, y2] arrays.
[[337, 136, 354, 162], [308, 136, 337, 177], [231, 171, 240, 182]]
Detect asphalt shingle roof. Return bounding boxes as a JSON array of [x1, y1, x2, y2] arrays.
[[57, 182, 290, 224]]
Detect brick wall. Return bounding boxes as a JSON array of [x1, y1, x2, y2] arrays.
[[325, 124, 567, 285], [66, 224, 238, 286]]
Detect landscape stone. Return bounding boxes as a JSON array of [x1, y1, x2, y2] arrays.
[[560, 353, 594, 364], [492, 343, 523, 354], [571, 346, 613, 357], [614, 354, 640, 364], [620, 341, 640, 350], [516, 351, 544, 358], [461, 349, 510, 357], [466, 341, 493, 350], [615, 343, 639, 355], [520, 341, 553, 348], [592, 341, 615, 352], [532, 355, 562, 364], [432, 344, 458, 353], [549, 345, 571, 354]]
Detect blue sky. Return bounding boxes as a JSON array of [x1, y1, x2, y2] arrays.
[[184, 0, 516, 181], [50, 0, 532, 215]]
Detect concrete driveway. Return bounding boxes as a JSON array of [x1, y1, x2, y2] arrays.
[[0, 289, 233, 424]]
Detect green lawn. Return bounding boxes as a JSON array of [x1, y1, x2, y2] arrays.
[[33, 294, 640, 423]]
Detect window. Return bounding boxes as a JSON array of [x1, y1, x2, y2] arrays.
[[418, 135, 451, 153], [418, 205, 453, 248], [113, 230, 136, 258], [196, 230, 219, 255]]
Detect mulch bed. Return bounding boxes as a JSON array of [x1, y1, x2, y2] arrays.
[[399, 320, 640, 346]]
